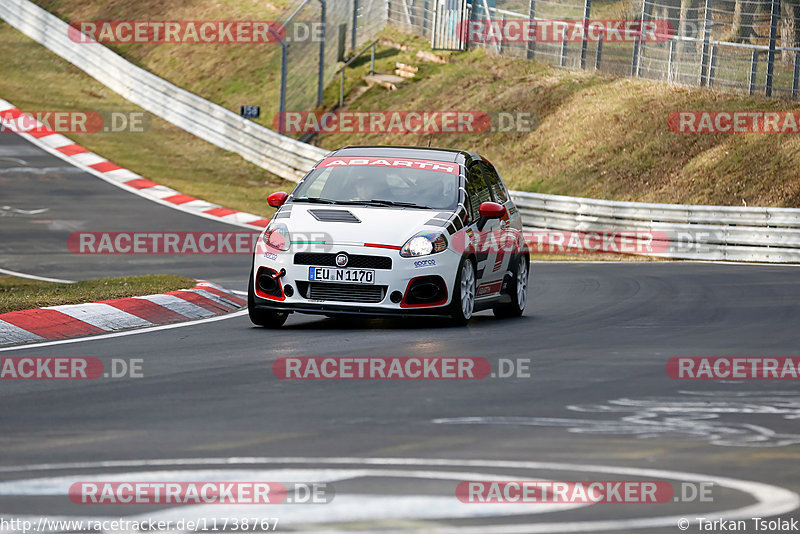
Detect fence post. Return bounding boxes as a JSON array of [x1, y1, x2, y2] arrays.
[[595, 31, 604, 69], [423, 0, 429, 34], [560, 39, 568, 66], [370, 41, 376, 74], [793, 50, 800, 98], [499, 13, 505, 54], [352, 0, 359, 50], [631, 0, 648, 75], [667, 38, 675, 82], [339, 69, 345, 107], [749, 49, 758, 95], [765, 0, 779, 96], [279, 44, 288, 134], [526, 0, 536, 59], [699, 0, 712, 85], [580, 0, 592, 69], [707, 43, 716, 86]]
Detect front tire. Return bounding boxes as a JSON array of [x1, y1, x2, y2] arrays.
[[450, 256, 476, 326], [493, 253, 529, 318], [248, 268, 289, 328]]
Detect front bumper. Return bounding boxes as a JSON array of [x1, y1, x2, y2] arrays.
[[251, 244, 460, 316]]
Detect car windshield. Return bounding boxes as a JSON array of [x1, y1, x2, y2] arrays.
[[290, 163, 459, 210]]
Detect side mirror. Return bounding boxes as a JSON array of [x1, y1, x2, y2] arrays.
[[267, 191, 289, 208], [477, 201, 505, 231], [478, 201, 505, 219]]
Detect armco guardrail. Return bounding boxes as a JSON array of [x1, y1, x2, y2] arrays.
[[512, 191, 800, 263], [4, 0, 800, 263], [0, 0, 328, 182]]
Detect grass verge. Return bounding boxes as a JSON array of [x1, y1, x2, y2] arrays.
[[0, 275, 196, 314], [0, 20, 288, 217]]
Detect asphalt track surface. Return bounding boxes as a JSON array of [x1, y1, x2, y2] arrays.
[[1, 130, 800, 532]]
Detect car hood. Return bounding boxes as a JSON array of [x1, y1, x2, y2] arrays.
[[278, 203, 452, 247]]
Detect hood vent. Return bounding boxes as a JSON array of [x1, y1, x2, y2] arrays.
[[308, 209, 361, 223]]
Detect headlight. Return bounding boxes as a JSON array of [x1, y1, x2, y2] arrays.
[[400, 232, 448, 257], [263, 222, 290, 251]]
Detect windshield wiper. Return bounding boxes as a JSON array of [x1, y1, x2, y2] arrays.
[[292, 197, 337, 204], [363, 199, 433, 209]]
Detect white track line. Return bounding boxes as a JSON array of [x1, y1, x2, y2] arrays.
[[0, 267, 75, 284]]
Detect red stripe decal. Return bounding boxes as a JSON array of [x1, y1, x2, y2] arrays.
[[90, 161, 123, 173], [364, 243, 401, 250], [100, 298, 185, 324], [204, 207, 239, 217], [124, 178, 159, 189], [0, 309, 104, 340], [57, 144, 89, 156], [163, 194, 197, 205]]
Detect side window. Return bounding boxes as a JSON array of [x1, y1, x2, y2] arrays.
[[464, 163, 492, 222], [480, 162, 509, 203]]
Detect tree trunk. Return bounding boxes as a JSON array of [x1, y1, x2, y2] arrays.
[[678, 0, 703, 52], [781, 0, 800, 63], [729, 0, 762, 42]]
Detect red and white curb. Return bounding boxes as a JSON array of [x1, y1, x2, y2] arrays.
[[0, 281, 246, 346], [0, 98, 271, 230]]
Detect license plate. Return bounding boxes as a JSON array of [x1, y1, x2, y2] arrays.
[[308, 266, 375, 284]]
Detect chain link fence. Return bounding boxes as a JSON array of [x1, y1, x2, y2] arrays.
[[274, 0, 387, 126], [387, 0, 800, 98]]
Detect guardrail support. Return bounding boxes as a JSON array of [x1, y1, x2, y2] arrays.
[[749, 49, 758, 95]]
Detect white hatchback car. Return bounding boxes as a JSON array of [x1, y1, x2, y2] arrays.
[[248, 146, 529, 327]]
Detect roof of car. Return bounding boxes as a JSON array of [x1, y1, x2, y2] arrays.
[[327, 145, 480, 164]]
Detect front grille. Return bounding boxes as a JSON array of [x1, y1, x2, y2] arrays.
[[297, 282, 387, 303], [294, 253, 392, 269], [308, 209, 361, 223]]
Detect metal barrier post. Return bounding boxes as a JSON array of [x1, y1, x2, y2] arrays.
[[560, 39, 568, 66], [667, 38, 675, 82], [580, 0, 591, 69], [765, 0, 779, 96], [370, 41, 376, 74], [352, 0, 359, 50], [749, 49, 759, 95], [699, 0, 712, 85], [793, 50, 800, 98], [526, 0, 536, 59], [595, 31, 603, 70], [708, 43, 716, 86], [318, 0, 326, 107]]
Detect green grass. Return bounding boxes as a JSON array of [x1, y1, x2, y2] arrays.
[[0, 275, 196, 314], [0, 20, 289, 217], [316, 30, 800, 207]]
